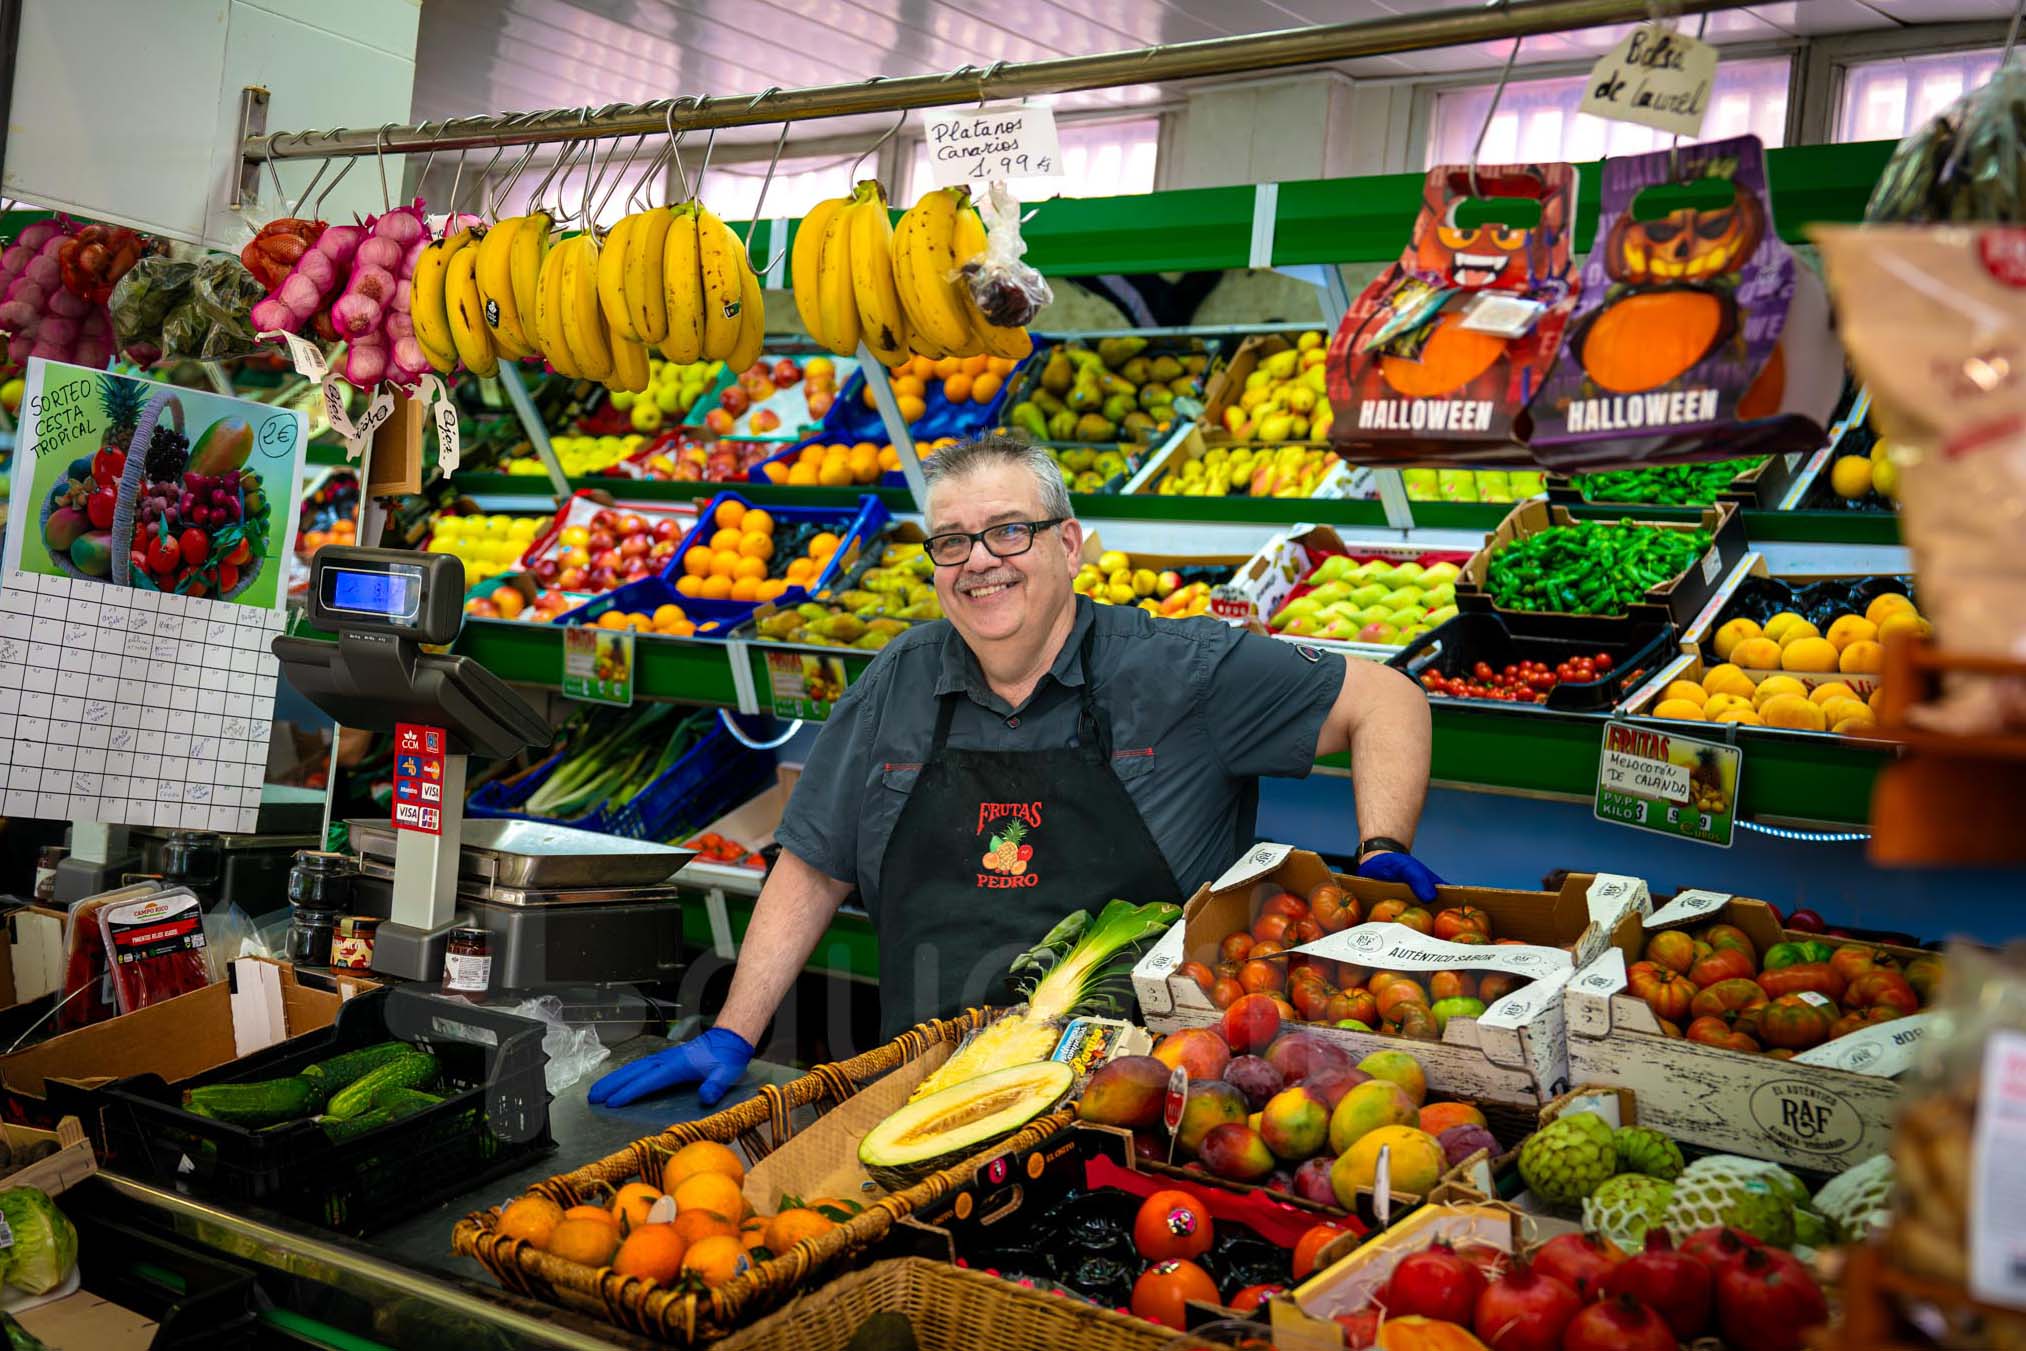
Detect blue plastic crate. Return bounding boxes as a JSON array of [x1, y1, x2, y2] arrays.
[[467, 746, 589, 827], [602, 719, 775, 842], [560, 491, 889, 637]]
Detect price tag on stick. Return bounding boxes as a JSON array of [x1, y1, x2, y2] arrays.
[[259, 330, 327, 383], [1164, 1065, 1188, 1167], [921, 104, 1062, 188]]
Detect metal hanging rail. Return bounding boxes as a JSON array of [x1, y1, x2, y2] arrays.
[[247, 0, 1759, 162]]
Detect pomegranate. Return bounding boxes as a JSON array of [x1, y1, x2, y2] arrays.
[[1679, 1224, 1762, 1276], [1715, 1245, 1829, 1351], [1530, 1232, 1624, 1300], [1451, 1241, 1513, 1284], [1560, 1294, 1676, 1351], [1471, 1259, 1581, 1351], [1383, 1243, 1487, 1324], [1598, 1230, 1712, 1340]]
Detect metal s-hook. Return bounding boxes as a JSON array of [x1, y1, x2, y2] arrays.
[[690, 99, 718, 202], [590, 132, 652, 231], [488, 117, 544, 220], [310, 130, 360, 217], [664, 97, 698, 200], [742, 88, 793, 272], [523, 108, 592, 219], [1469, 34, 1524, 199], [847, 96, 910, 187], [375, 122, 400, 210]]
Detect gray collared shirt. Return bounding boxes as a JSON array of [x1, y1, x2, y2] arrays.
[[775, 597, 1344, 914]]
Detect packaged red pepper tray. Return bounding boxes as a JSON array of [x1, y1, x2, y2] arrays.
[[96, 887, 212, 1015], [58, 880, 166, 1031]]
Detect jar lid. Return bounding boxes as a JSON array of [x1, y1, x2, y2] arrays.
[[337, 915, 382, 935], [447, 926, 489, 942], [292, 850, 352, 874]]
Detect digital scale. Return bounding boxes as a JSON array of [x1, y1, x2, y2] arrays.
[[274, 547, 694, 989]]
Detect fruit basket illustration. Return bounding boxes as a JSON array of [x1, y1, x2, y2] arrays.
[[38, 376, 272, 600]]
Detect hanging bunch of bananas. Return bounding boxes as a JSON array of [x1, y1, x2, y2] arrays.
[[407, 199, 764, 397], [795, 182, 1031, 365]]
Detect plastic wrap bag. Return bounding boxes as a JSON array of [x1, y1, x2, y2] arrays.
[[1814, 225, 2026, 734], [1888, 942, 2026, 1340], [1868, 63, 2026, 224], [98, 887, 211, 1014], [189, 256, 265, 360], [109, 255, 196, 363], [505, 996, 612, 1094], [961, 181, 1052, 326]]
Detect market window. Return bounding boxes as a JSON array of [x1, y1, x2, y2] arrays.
[[1425, 57, 1791, 167], [908, 115, 1161, 201], [1835, 48, 2004, 143], [704, 155, 858, 222]]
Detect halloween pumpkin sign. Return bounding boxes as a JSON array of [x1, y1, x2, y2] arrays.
[[1327, 162, 1580, 460], [1528, 136, 1841, 472]]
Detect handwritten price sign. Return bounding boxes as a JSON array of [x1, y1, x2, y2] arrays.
[[921, 105, 1062, 189]]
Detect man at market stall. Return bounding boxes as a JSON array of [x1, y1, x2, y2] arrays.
[[590, 434, 1438, 1109]]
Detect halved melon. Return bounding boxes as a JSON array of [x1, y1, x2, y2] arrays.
[[858, 1060, 1073, 1191]]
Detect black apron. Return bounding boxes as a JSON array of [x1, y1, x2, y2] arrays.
[[873, 628, 1181, 1040]]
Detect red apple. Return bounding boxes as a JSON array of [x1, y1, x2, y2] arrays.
[[651, 519, 681, 541], [771, 359, 800, 387], [529, 557, 560, 584], [616, 514, 646, 537], [719, 386, 750, 415], [556, 566, 586, 590], [619, 535, 650, 559], [750, 409, 781, 433], [591, 510, 619, 530]]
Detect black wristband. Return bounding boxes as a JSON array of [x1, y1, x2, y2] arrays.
[[1357, 836, 1412, 859]]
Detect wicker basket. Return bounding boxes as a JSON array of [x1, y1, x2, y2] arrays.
[[713, 1257, 1188, 1351], [452, 1010, 1074, 1345]]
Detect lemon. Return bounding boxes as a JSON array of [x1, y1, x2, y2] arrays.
[[1829, 454, 1873, 499], [1871, 457, 1899, 498]]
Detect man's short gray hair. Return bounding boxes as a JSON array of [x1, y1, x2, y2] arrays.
[[921, 433, 1073, 523]]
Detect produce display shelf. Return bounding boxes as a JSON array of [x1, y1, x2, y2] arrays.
[[680, 892, 881, 982], [442, 473, 1906, 546]]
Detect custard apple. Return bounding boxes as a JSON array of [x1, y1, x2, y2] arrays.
[[1583, 1173, 1675, 1251], [1792, 1206, 1832, 1250], [1812, 1153, 1894, 1243], [1612, 1126, 1685, 1180], [1518, 1110, 1617, 1207], [1663, 1155, 1797, 1246]]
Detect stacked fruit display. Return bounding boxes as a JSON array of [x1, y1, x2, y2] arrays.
[[523, 432, 652, 478], [425, 513, 550, 588], [1827, 435, 1897, 504], [1116, 1192, 1349, 1328], [1268, 556, 1462, 646], [463, 584, 572, 625], [1071, 548, 1217, 619], [1329, 1217, 1831, 1351], [294, 472, 360, 564], [1650, 667, 1887, 734], [766, 439, 906, 486], [519, 509, 670, 595], [489, 1139, 852, 1293], [642, 430, 779, 483], [1709, 591, 1922, 679], [675, 500, 854, 605], [1420, 653, 1618, 706], [1189, 885, 1529, 1041], [747, 540, 940, 648], [1214, 332, 1332, 444], [855, 353, 1019, 429], [1152, 441, 1353, 499], [1620, 921, 1942, 1056], [1485, 522, 1712, 617], [1009, 338, 1207, 446], [1571, 459, 1768, 506], [1036, 444, 1135, 495], [1131, 1025, 1498, 1202], [1404, 467, 1548, 503], [698, 357, 828, 436], [793, 182, 1032, 364], [610, 356, 721, 434]]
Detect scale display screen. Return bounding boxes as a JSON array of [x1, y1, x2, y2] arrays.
[[324, 565, 419, 620]]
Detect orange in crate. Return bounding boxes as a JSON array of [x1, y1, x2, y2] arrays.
[[670, 1209, 737, 1246], [663, 1139, 745, 1190], [611, 1224, 687, 1283], [682, 1234, 747, 1288], [673, 1171, 746, 1222]]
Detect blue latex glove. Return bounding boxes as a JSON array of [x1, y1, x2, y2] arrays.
[[1355, 849, 1444, 903], [588, 1027, 754, 1109]]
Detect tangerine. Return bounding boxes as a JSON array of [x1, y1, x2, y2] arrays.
[[713, 500, 748, 530], [730, 577, 762, 601], [496, 1195, 563, 1249], [612, 1182, 666, 1234], [738, 531, 774, 560], [675, 575, 705, 597], [663, 1140, 746, 1191], [943, 373, 973, 403], [788, 461, 819, 485], [681, 1234, 747, 1288], [682, 547, 713, 578], [673, 1171, 747, 1221], [733, 555, 767, 581], [700, 576, 734, 599], [652, 603, 687, 627], [763, 1208, 839, 1253], [670, 1209, 736, 1246], [611, 1224, 687, 1283], [971, 371, 1002, 403], [547, 1216, 621, 1267], [709, 549, 742, 579], [739, 1215, 771, 1252], [743, 510, 774, 535], [709, 528, 741, 553]]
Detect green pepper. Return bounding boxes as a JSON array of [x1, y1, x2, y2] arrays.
[[1573, 459, 1766, 506], [1485, 520, 1713, 616]]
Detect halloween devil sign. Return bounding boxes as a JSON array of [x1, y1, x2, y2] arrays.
[[1528, 135, 1840, 470], [1327, 162, 1581, 461]]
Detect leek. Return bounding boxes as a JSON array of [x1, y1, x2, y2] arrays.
[[910, 899, 1180, 1099]]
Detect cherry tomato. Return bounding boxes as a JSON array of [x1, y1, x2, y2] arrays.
[[1594, 653, 1615, 672], [1473, 662, 1494, 682]]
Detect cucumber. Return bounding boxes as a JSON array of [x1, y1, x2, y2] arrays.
[[182, 1076, 321, 1125], [325, 1054, 439, 1121], [316, 1108, 394, 1145], [371, 1086, 443, 1119], [300, 1042, 413, 1096]]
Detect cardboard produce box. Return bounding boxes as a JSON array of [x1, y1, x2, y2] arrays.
[[1565, 890, 1934, 1173], [1208, 524, 1473, 658], [1455, 499, 1746, 631], [0, 957, 371, 1130], [1131, 845, 1649, 1107]]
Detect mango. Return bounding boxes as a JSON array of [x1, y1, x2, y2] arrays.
[[1356, 1050, 1428, 1105], [187, 418, 253, 476], [1153, 1027, 1230, 1083], [69, 530, 114, 577], [1260, 1085, 1331, 1160], [1077, 1055, 1169, 1131], [44, 506, 91, 553], [1328, 1079, 1417, 1155], [1333, 1124, 1447, 1203], [1176, 1080, 1248, 1154]]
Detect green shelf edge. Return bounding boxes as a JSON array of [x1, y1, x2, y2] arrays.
[[680, 894, 880, 981]]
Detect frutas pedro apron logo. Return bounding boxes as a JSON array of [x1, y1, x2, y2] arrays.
[[977, 800, 1041, 886]]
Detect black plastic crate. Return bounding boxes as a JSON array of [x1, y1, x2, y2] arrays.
[[58, 1181, 264, 1350], [95, 987, 552, 1236], [1389, 610, 1675, 712], [1699, 573, 1915, 639]]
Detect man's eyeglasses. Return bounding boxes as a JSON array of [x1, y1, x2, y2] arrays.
[[924, 519, 1066, 567]]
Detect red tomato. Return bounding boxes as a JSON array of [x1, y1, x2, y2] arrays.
[[1292, 1220, 1358, 1280], [1131, 1259, 1220, 1329]]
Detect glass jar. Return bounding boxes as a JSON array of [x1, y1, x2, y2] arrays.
[[286, 910, 339, 966], [286, 851, 355, 913], [330, 916, 381, 970], [440, 927, 493, 1001], [162, 831, 223, 909]]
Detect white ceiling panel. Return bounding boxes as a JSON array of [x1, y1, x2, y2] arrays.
[[405, 0, 2016, 151]]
